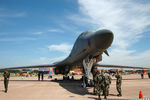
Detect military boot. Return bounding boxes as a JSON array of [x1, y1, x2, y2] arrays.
[[98, 94, 101, 100], [117, 93, 122, 96], [104, 96, 107, 99]]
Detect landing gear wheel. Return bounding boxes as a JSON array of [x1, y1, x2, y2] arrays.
[[63, 76, 70, 80], [81, 83, 86, 88], [71, 76, 74, 80]]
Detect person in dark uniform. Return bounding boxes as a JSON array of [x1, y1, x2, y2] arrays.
[[41, 72, 44, 81], [141, 71, 144, 79], [148, 70, 150, 79], [3, 70, 10, 93], [38, 71, 40, 81], [115, 70, 122, 96]]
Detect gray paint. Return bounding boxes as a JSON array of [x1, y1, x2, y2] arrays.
[[55, 29, 113, 66]]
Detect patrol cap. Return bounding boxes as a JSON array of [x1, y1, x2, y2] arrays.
[[101, 69, 104, 73], [116, 69, 120, 73], [105, 70, 108, 73], [96, 71, 100, 74], [4, 69, 7, 72]]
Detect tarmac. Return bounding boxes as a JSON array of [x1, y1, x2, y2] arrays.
[[0, 74, 150, 100]]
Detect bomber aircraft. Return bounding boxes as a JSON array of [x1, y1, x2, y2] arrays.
[[1, 29, 150, 87]]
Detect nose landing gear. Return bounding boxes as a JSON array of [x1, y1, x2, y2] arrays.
[[82, 56, 96, 88]]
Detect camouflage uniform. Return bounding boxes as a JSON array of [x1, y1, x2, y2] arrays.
[[3, 71, 10, 93], [96, 73, 104, 99], [103, 73, 111, 96], [115, 73, 122, 96], [93, 71, 99, 94]]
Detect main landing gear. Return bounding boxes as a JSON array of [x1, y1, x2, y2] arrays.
[[63, 75, 74, 80], [63, 75, 70, 80]]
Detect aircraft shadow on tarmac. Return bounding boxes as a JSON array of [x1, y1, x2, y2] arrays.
[[51, 79, 89, 95]]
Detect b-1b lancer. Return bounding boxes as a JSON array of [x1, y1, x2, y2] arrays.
[[1, 29, 150, 87]]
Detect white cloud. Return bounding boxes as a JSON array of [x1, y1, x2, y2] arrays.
[[0, 56, 67, 68], [76, 0, 150, 67], [32, 28, 63, 35], [0, 11, 27, 25], [30, 56, 66, 65], [0, 37, 36, 42], [32, 32, 43, 35], [78, 0, 150, 48], [48, 28, 63, 33], [0, 12, 26, 17], [101, 49, 150, 67], [48, 43, 73, 54]]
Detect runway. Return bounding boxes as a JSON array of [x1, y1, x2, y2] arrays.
[[0, 74, 150, 100]]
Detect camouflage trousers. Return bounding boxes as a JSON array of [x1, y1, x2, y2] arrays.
[[116, 82, 121, 94], [93, 83, 97, 94], [96, 84, 104, 96], [103, 85, 110, 96]]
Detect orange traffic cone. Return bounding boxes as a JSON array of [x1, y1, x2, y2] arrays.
[[139, 90, 143, 99]]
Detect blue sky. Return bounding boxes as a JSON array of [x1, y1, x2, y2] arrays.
[[0, 0, 150, 68]]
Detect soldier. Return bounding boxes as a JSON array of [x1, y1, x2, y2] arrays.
[[3, 70, 10, 93], [101, 70, 111, 99], [41, 71, 44, 81], [92, 67, 99, 95], [96, 70, 104, 100], [115, 70, 122, 96], [148, 71, 150, 79], [103, 70, 111, 97], [38, 71, 40, 81], [141, 71, 144, 79]]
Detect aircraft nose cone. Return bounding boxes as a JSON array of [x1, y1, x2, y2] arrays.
[[94, 29, 114, 49]]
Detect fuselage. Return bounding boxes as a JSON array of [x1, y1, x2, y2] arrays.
[[56, 29, 114, 67]]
